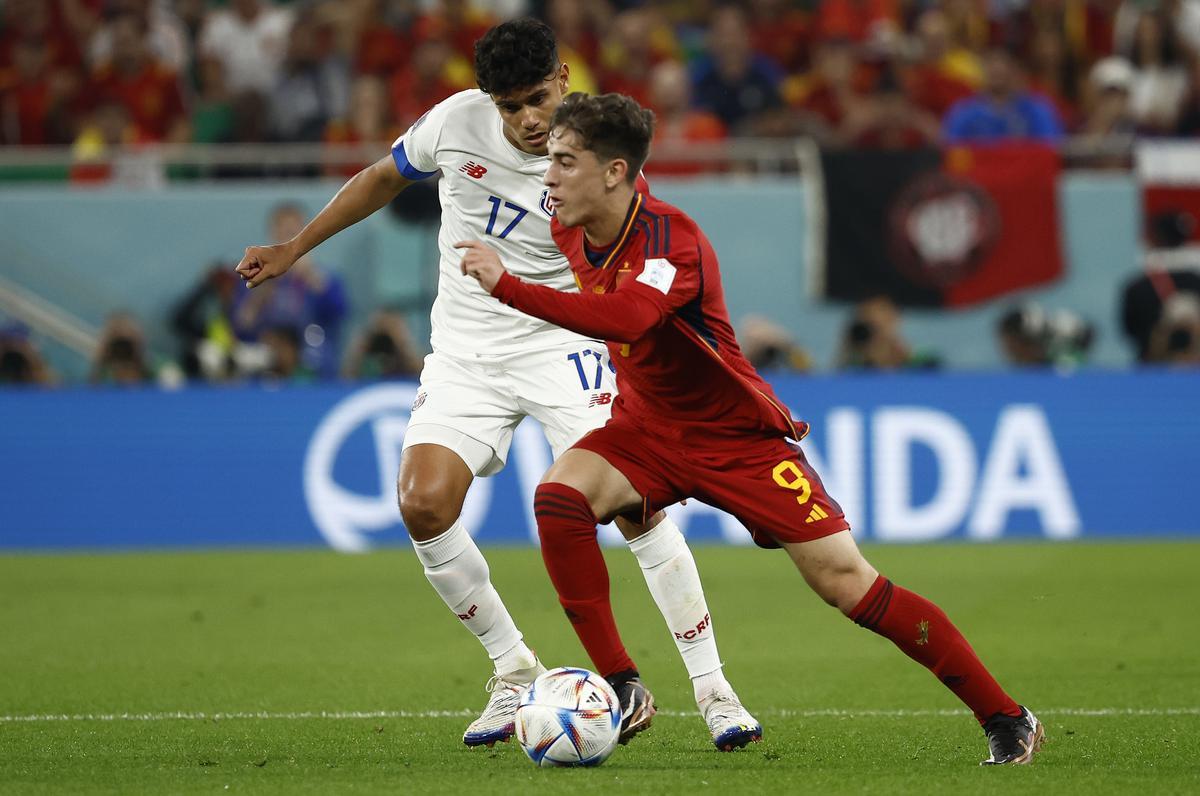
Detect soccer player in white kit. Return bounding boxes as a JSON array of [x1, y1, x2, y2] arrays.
[[236, 18, 760, 752]]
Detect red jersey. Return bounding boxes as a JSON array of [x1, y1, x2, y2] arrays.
[[491, 190, 805, 443]]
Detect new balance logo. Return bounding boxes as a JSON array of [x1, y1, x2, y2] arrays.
[[805, 505, 829, 524], [459, 161, 487, 179], [456, 604, 478, 621], [588, 392, 612, 407]]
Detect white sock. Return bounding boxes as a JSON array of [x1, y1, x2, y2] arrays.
[[691, 668, 732, 704], [412, 519, 532, 672], [627, 515, 725, 686]]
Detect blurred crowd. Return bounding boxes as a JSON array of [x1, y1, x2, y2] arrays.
[[3, 195, 1197, 389], [4, 1, 1200, 387], [4, 0, 1200, 171], [1, 200, 428, 387]]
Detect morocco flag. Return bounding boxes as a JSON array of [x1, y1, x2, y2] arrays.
[[813, 144, 1065, 307]]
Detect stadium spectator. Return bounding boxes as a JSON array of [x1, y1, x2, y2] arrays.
[[942, 47, 1064, 143], [171, 263, 238, 381], [1080, 57, 1137, 138], [341, 309, 424, 380], [1175, 56, 1200, 135], [691, 4, 785, 134], [412, 0, 496, 67], [89, 311, 155, 385], [1121, 269, 1200, 364], [844, 67, 939, 150], [1025, 27, 1082, 130], [388, 35, 472, 130], [0, 0, 91, 79], [814, 0, 899, 45], [1125, 11, 1188, 134], [173, 0, 211, 60], [598, 8, 676, 110], [545, 0, 602, 96], [88, 0, 188, 74], [190, 55, 233, 144], [996, 303, 1095, 368], [1144, 293, 1200, 365], [69, 96, 168, 187], [231, 202, 348, 380], [784, 38, 870, 142], [198, 0, 293, 96], [739, 315, 812, 372], [997, 304, 1051, 366], [1166, 0, 1200, 55], [938, 0, 991, 56], [269, 6, 350, 143], [0, 35, 78, 145], [905, 8, 978, 119], [259, 324, 314, 382], [87, 12, 188, 143], [745, 0, 810, 73], [352, 0, 417, 77], [644, 60, 727, 177], [836, 295, 938, 370], [325, 74, 399, 177], [0, 322, 56, 386]]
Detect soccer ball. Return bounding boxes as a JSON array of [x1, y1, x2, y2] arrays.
[[515, 667, 622, 767]]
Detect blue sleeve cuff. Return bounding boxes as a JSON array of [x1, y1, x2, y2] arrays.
[[391, 140, 437, 180]]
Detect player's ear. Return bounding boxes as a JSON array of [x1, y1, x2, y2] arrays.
[[558, 62, 570, 93], [606, 158, 629, 189]]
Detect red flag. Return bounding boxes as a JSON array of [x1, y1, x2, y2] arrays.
[[940, 144, 1064, 307], [818, 143, 1065, 307]]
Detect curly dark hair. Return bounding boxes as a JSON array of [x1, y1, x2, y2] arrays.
[[550, 93, 656, 184], [474, 18, 559, 96]]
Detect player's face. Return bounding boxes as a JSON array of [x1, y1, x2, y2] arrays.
[[491, 63, 569, 156], [544, 128, 610, 229]]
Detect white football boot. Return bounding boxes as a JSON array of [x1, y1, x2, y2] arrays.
[[699, 687, 763, 751], [462, 659, 546, 747]]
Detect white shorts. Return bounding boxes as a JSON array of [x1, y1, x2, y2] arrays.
[[402, 341, 617, 476]]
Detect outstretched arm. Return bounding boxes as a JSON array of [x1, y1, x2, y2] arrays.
[[456, 240, 665, 344], [236, 155, 414, 288]]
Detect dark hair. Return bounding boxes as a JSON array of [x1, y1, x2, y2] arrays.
[[550, 93, 655, 183], [1131, 11, 1181, 69], [474, 18, 558, 96]]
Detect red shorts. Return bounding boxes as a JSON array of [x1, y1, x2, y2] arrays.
[[574, 416, 849, 548]]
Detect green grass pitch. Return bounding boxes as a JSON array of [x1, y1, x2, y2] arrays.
[[2, 542, 1198, 794]]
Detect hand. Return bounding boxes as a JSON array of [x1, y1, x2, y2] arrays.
[[235, 242, 298, 289], [455, 239, 508, 294]]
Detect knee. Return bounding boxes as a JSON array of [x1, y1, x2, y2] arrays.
[[533, 482, 597, 543], [397, 479, 463, 541], [808, 559, 878, 615]]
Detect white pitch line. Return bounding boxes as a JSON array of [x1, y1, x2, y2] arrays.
[[1, 707, 1197, 723]]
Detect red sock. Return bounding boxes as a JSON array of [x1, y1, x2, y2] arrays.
[[851, 575, 1021, 723], [533, 482, 636, 678]]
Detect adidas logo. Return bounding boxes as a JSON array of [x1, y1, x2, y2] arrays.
[[805, 505, 829, 524], [585, 692, 604, 705]]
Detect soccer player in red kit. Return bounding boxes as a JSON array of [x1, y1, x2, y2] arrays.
[[458, 92, 1044, 765]]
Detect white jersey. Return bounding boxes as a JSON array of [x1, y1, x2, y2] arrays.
[[391, 89, 586, 358]]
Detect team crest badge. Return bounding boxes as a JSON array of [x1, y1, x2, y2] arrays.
[[540, 188, 556, 217]]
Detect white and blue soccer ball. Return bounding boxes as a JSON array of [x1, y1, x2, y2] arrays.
[[515, 666, 622, 767]]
